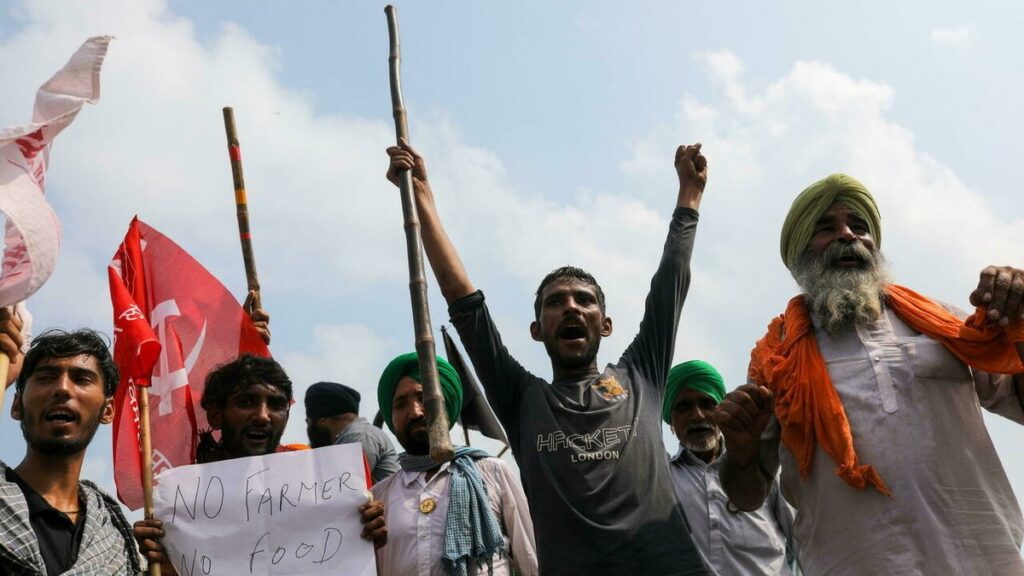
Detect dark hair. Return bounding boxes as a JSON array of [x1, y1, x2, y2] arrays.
[[533, 266, 606, 319], [17, 329, 120, 397], [201, 353, 292, 411]]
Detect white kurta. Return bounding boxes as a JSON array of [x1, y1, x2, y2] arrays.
[[371, 456, 538, 576], [758, 304, 1024, 575]]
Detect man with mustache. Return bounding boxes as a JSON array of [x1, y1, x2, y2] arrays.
[[386, 140, 710, 575], [664, 360, 796, 576], [1, 326, 144, 575], [372, 352, 537, 576], [718, 174, 1024, 574], [133, 355, 387, 573]]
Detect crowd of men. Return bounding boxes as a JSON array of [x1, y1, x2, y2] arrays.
[[0, 142, 1022, 575]]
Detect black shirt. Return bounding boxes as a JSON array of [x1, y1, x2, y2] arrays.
[[449, 208, 709, 575], [5, 467, 86, 576]]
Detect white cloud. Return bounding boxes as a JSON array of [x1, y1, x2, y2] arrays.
[[931, 25, 973, 45], [278, 322, 396, 446]]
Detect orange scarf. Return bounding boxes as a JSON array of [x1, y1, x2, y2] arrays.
[[749, 284, 1024, 496]]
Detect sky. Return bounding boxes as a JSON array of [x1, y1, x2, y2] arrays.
[[0, 0, 1022, 528]]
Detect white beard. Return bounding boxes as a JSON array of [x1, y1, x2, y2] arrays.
[[793, 241, 892, 334], [680, 423, 721, 455]]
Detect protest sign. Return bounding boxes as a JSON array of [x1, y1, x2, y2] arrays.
[[153, 443, 375, 576]]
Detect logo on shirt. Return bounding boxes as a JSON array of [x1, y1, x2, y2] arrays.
[[592, 376, 629, 402]]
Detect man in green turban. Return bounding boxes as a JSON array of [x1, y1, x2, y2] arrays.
[[372, 352, 538, 576], [664, 360, 796, 575]]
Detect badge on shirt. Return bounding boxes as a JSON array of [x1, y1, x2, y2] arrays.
[[592, 377, 629, 402], [419, 497, 437, 514]]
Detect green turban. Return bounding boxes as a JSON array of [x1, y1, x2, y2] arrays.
[[779, 173, 881, 271], [377, 352, 463, 433], [662, 360, 726, 424]]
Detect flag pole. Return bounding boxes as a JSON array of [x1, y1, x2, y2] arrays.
[[0, 355, 9, 417], [137, 386, 161, 576], [385, 5, 454, 463], [222, 108, 262, 311]]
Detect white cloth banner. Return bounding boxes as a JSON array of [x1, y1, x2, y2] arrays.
[[154, 444, 376, 576], [0, 35, 109, 308]]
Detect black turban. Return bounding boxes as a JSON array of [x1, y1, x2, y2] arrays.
[[305, 381, 361, 418]]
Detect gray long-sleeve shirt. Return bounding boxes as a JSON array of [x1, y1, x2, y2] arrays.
[[450, 208, 708, 576], [670, 444, 796, 576], [335, 417, 400, 484]]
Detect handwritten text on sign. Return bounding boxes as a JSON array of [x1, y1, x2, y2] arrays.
[[153, 443, 375, 576]]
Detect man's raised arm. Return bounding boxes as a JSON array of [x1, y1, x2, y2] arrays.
[[386, 139, 475, 304]]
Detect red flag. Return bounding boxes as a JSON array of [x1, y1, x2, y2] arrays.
[[110, 217, 269, 510]]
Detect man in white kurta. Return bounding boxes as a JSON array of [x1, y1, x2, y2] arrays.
[[373, 352, 538, 576], [718, 173, 1024, 575]]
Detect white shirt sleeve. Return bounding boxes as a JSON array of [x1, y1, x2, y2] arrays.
[[482, 458, 539, 576]]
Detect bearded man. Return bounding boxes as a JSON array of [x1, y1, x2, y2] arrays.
[[372, 352, 537, 576], [1, 328, 143, 575], [718, 174, 1024, 575], [133, 354, 386, 574], [386, 140, 711, 575], [664, 360, 796, 576]]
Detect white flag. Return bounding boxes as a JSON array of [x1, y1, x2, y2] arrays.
[[0, 36, 110, 307]]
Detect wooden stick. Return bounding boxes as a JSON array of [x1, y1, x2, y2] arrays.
[[138, 387, 161, 576], [222, 107, 262, 311], [385, 5, 454, 463], [0, 354, 9, 418]]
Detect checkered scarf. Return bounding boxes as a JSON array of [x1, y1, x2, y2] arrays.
[[0, 463, 142, 575], [399, 447, 505, 576]]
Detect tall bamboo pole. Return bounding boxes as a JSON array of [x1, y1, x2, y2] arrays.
[[385, 5, 454, 463], [137, 387, 161, 576], [222, 108, 262, 311]]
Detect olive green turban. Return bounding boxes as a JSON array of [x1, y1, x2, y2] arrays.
[[377, 352, 463, 433], [662, 360, 726, 424], [780, 173, 881, 271]]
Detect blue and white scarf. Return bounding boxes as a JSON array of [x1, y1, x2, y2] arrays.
[[398, 447, 505, 576]]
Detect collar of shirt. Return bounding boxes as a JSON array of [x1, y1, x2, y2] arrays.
[[400, 460, 453, 488]]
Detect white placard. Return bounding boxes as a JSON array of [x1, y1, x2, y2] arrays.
[[153, 443, 376, 576]]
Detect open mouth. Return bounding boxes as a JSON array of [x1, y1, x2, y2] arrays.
[[834, 255, 864, 267], [685, 423, 715, 437], [558, 324, 587, 341], [244, 428, 272, 443], [44, 408, 79, 425]]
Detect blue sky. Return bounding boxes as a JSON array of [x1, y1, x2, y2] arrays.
[[0, 0, 1022, 528]]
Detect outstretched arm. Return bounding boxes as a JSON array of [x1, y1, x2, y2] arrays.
[[386, 139, 475, 304], [622, 144, 708, 387]]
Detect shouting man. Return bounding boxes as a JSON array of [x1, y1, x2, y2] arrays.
[[372, 352, 537, 576], [718, 174, 1024, 574], [1, 327, 143, 575], [386, 140, 710, 574]]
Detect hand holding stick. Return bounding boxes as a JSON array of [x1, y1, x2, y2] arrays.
[[385, 5, 454, 463]]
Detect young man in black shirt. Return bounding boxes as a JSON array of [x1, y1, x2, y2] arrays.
[[386, 140, 711, 575], [1, 326, 142, 575]]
